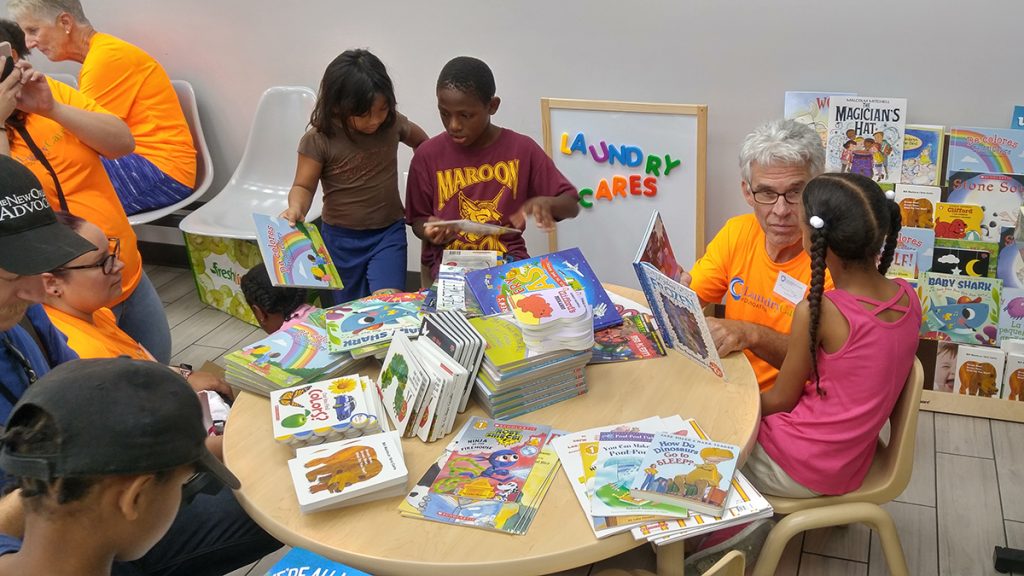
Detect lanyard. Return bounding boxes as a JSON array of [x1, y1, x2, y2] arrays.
[[0, 335, 36, 407]]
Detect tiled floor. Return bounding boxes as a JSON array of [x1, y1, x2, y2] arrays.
[[149, 264, 1024, 576]]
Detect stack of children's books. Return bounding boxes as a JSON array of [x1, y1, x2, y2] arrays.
[[419, 310, 487, 414], [270, 374, 389, 448], [591, 292, 666, 363], [468, 314, 592, 419], [433, 249, 503, 313], [551, 415, 771, 539], [398, 416, 562, 535], [375, 331, 471, 442], [508, 286, 595, 353], [287, 430, 408, 514], [252, 214, 343, 289], [324, 292, 427, 359], [223, 309, 358, 395], [634, 211, 726, 379]]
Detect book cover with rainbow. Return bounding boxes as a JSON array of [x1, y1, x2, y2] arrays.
[[252, 214, 342, 289], [225, 310, 343, 389], [946, 127, 1024, 177]]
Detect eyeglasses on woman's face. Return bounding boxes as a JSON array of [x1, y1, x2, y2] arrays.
[[53, 237, 120, 275]]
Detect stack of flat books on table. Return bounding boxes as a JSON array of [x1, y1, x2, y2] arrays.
[[270, 373, 389, 448], [435, 249, 503, 313], [398, 416, 562, 535], [508, 285, 594, 353], [287, 430, 408, 514], [324, 292, 427, 360], [223, 310, 358, 395], [468, 314, 591, 419]]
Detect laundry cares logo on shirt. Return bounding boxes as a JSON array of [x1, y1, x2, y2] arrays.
[[728, 275, 784, 315], [0, 187, 49, 222]]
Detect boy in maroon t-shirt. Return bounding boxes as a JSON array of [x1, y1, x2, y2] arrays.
[[405, 56, 580, 285]]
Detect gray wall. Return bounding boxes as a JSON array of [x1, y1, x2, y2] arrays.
[[9, 0, 1022, 266]]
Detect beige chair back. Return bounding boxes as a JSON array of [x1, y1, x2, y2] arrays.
[[769, 357, 924, 515], [702, 550, 745, 576]]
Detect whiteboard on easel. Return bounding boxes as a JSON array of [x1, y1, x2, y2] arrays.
[[541, 99, 707, 290]]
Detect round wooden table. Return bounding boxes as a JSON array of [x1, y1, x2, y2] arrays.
[[223, 286, 761, 576]]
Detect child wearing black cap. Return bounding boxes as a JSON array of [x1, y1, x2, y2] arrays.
[[0, 357, 241, 576]]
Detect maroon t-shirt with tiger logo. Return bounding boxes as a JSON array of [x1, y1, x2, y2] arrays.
[[405, 128, 577, 277]]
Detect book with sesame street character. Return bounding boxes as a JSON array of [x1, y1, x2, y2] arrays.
[[252, 214, 342, 289], [463, 247, 621, 331], [919, 272, 1001, 346], [418, 416, 551, 532]]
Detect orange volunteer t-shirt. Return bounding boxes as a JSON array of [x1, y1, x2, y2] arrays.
[[44, 306, 154, 361], [79, 32, 196, 187], [7, 77, 142, 304], [690, 213, 834, 391]]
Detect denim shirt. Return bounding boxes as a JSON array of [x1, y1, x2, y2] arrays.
[[0, 305, 78, 423]]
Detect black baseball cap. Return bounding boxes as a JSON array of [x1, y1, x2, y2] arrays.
[[0, 155, 95, 275], [0, 357, 241, 489]]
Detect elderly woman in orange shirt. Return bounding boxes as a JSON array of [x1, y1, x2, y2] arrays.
[[0, 20, 173, 364], [9, 0, 197, 216]]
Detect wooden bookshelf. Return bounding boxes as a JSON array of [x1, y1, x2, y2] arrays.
[[920, 389, 1024, 422]]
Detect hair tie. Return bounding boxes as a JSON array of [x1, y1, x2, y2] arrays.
[[809, 216, 825, 229], [884, 190, 895, 200]]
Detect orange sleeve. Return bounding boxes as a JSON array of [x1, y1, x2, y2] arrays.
[[689, 218, 737, 304], [77, 36, 146, 119], [50, 77, 110, 114]]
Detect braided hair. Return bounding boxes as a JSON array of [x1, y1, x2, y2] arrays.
[[240, 263, 308, 323], [802, 173, 901, 395]]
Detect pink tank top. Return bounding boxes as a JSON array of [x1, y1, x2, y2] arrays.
[[757, 279, 922, 494]]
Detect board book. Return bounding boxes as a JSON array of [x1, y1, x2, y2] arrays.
[[919, 272, 1001, 346], [270, 375, 380, 447], [953, 345, 1005, 398], [947, 126, 1024, 177], [463, 247, 622, 331], [324, 298, 423, 353], [252, 213, 342, 289]]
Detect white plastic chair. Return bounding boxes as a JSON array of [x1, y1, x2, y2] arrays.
[[178, 86, 322, 240], [48, 72, 77, 88], [128, 80, 213, 225]]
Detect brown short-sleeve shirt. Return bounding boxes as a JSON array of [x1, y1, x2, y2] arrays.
[[298, 111, 409, 229]]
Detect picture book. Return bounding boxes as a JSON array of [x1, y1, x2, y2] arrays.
[[636, 262, 725, 379], [324, 298, 423, 353], [630, 470, 773, 545], [287, 431, 407, 514], [592, 306, 666, 363], [892, 227, 934, 279], [420, 417, 551, 531], [262, 547, 370, 576], [894, 184, 941, 229], [934, 203, 985, 241], [946, 172, 1024, 242], [463, 247, 622, 331], [783, 91, 856, 147], [589, 429, 690, 519], [919, 272, 1001, 346], [252, 214, 342, 289], [902, 125, 945, 186], [376, 332, 429, 436], [933, 342, 958, 393], [999, 288, 1024, 343], [633, 210, 683, 283], [947, 127, 1024, 177], [953, 345, 1004, 398], [426, 219, 522, 237], [932, 239, 999, 278], [270, 375, 379, 447], [1003, 353, 1024, 401], [627, 432, 740, 517], [436, 250, 501, 312], [826, 96, 907, 184], [509, 286, 589, 327]]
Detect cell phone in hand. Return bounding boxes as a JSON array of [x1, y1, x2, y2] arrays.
[[0, 42, 13, 82]]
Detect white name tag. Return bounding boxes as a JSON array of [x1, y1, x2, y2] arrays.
[[773, 271, 808, 306]]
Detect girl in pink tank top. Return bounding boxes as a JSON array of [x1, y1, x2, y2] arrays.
[[749, 172, 923, 497]]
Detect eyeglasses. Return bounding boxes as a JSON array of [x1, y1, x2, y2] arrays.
[[53, 238, 120, 275], [749, 186, 802, 205]]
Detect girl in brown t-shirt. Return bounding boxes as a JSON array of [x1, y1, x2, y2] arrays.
[[282, 49, 427, 304]]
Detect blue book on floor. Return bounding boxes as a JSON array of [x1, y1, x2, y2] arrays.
[[264, 547, 371, 576]]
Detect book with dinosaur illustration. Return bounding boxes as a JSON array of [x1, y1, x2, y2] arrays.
[[635, 261, 725, 379], [463, 247, 622, 331], [270, 375, 381, 447], [825, 96, 907, 184], [919, 272, 1001, 346], [627, 432, 740, 517], [252, 213, 342, 289], [783, 91, 856, 147], [324, 297, 424, 353], [418, 416, 551, 532], [261, 547, 371, 576], [953, 345, 1004, 399], [287, 430, 407, 513], [902, 125, 945, 186]]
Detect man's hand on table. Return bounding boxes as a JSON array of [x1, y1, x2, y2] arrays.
[[707, 317, 750, 358]]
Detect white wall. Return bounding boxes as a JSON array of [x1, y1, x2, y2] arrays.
[[8, 0, 1023, 270]]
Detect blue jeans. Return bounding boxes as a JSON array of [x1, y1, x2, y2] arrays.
[[111, 271, 173, 364], [101, 153, 195, 216], [321, 219, 408, 305], [112, 486, 282, 576]]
